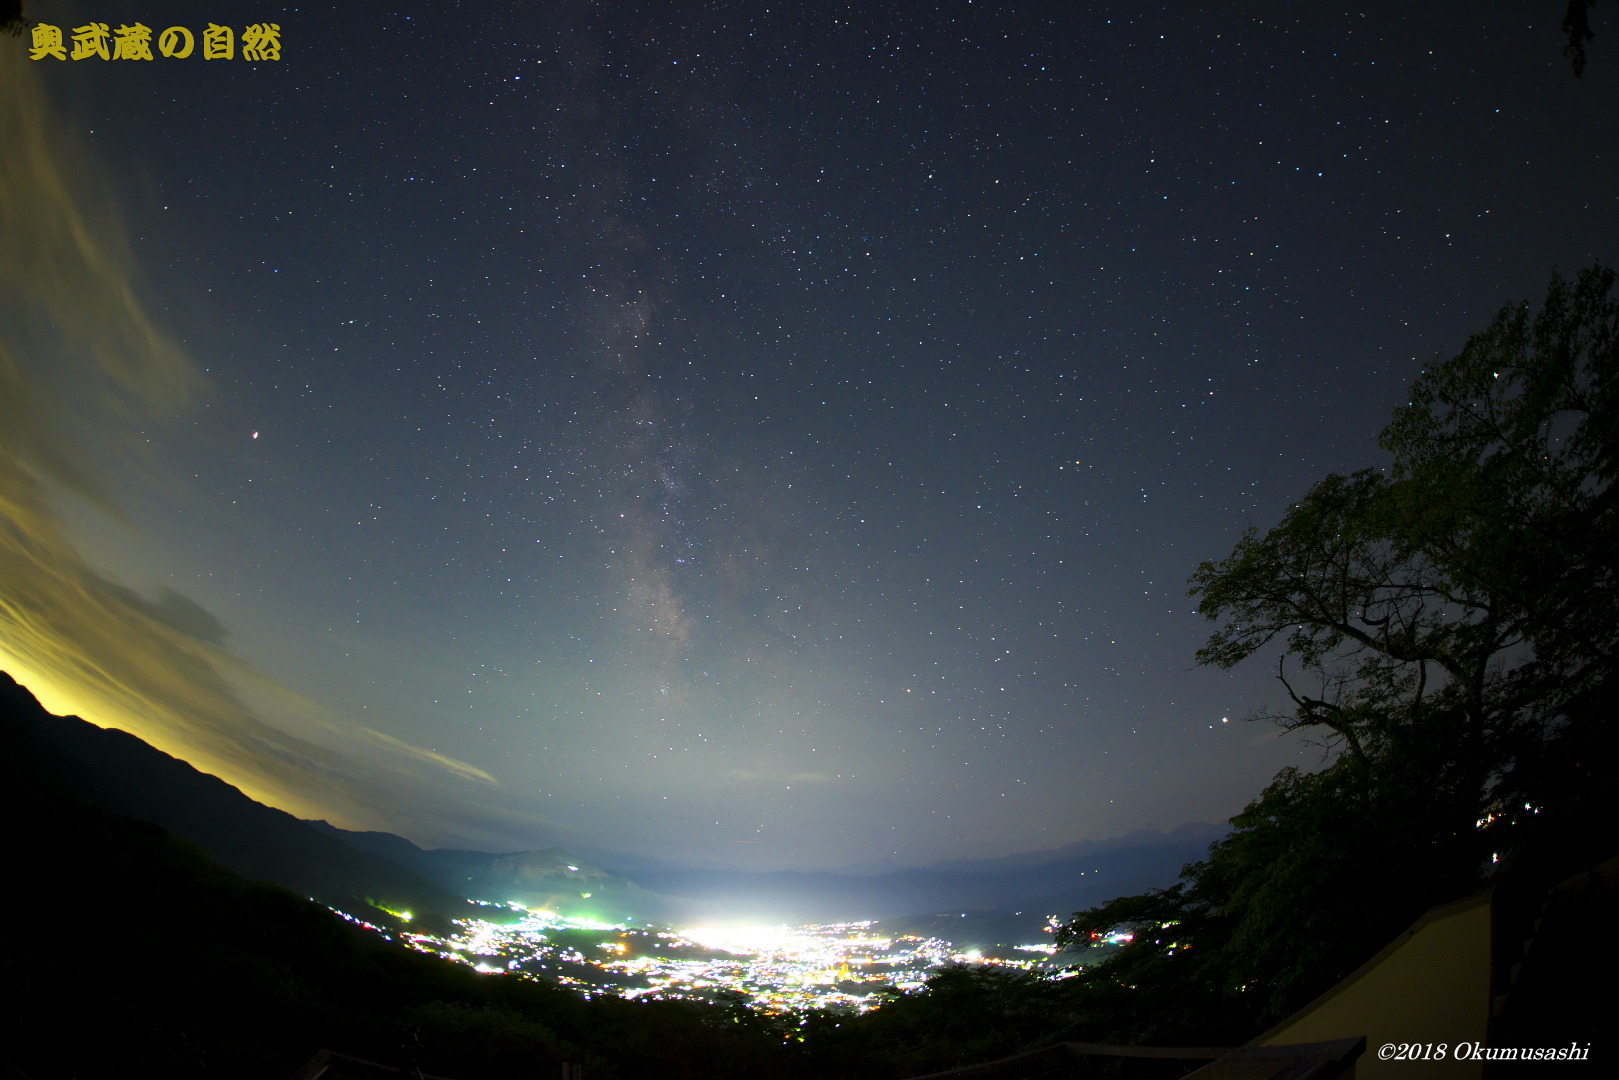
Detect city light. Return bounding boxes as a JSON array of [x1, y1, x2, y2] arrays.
[[376, 908, 1068, 1013]]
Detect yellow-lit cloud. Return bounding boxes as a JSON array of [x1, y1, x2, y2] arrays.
[[361, 727, 501, 786], [0, 57, 501, 838]]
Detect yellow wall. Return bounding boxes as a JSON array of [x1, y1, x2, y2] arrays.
[[1256, 893, 1491, 1080]]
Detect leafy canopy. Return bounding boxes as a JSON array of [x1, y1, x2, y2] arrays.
[[1190, 263, 1617, 809], [1044, 264, 1619, 1044]]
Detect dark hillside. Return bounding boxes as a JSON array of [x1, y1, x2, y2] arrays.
[[0, 672, 468, 930], [306, 820, 678, 925], [0, 672, 811, 1080]]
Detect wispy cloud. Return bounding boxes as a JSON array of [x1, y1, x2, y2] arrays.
[[0, 59, 502, 837]]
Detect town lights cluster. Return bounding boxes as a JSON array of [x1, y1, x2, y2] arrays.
[[383, 902, 1066, 1013]]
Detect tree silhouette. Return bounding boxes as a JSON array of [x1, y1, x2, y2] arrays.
[[1043, 264, 1618, 1042], [2, 2, 29, 38]]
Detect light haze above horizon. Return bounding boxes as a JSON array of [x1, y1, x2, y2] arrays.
[[1, 1, 1614, 871]]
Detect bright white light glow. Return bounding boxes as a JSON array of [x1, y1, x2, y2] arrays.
[[677, 925, 801, 953]]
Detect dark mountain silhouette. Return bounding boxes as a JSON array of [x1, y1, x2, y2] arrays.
[[589, 834, 1220, 925], [0, 665, 1211, 933], [872, 909, 1060, 958], [0, 673, 815, 1080], [0, 670, 471, 929], [307, 817, 1218, 928], [307, 815, 1216, 929], [306, 820, 686, 924], [926, 821, 1226, 873]]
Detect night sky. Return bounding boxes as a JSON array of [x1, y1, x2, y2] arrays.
[[3, 1, 1615, 873]]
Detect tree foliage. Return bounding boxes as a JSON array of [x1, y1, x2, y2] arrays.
[[1192, 263, 1617, 825], [840, 268, 1618, 1058], [1, 2, 28, 38], [1035, 265, 1619, 1045], [1562, 0, 1616, 77]]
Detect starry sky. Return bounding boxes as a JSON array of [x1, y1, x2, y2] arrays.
[[2, 1, 1615, 872]]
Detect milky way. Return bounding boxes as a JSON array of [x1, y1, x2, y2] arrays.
[[3, 1, 1615, 869]]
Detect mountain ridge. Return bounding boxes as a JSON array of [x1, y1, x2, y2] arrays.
[[310, 817, 1217, 926], [305, 818, 681, 923], [0, 670, 470, 929], [1, 667, 1215, 930]]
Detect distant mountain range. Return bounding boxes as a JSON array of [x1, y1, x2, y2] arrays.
[[302, 820, 683, 924], [0, 671, 842, 1080], [0, 669, 1222, 937], [0, 671, 471, 930], [592, 826, 1222, 927]]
